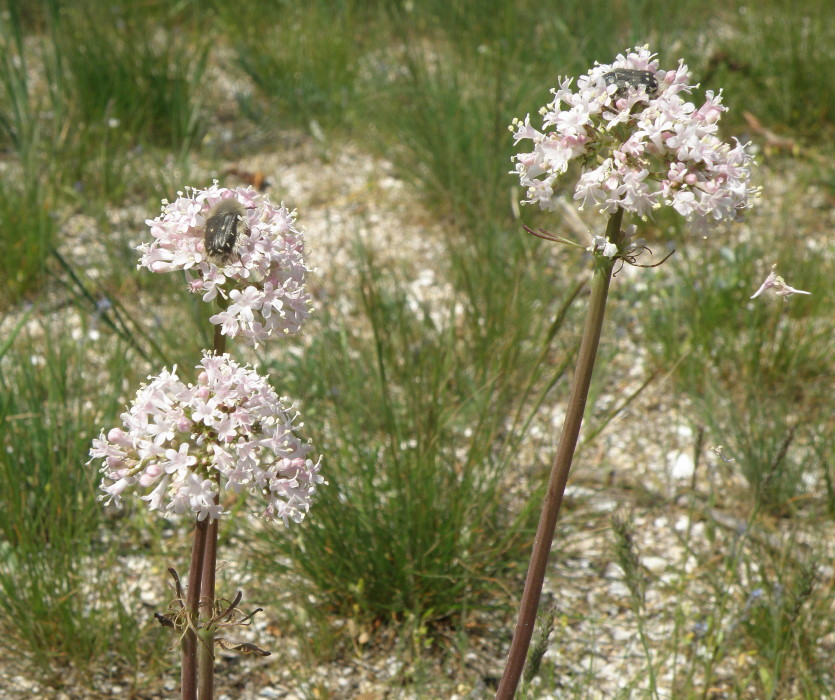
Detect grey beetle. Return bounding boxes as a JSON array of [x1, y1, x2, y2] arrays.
[[603, 69, 658, 98]]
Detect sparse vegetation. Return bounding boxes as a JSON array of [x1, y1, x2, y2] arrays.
[[0, 0, 832, 696]]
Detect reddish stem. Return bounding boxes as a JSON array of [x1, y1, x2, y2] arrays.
[[496, 210, 623, 698], [193, 319, 227, 699], [182, 518, 209, 700]]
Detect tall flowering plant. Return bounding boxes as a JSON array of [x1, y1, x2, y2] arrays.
[[496, 47, 758, 697], [90, 184, 322, 700]]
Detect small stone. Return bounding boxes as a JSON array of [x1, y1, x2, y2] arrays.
[[642, 556, 667, 574]]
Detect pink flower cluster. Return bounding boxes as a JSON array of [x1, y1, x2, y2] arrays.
[[90, 353, 324, 524], [138, 183, 312, 345], [510, 46, 758, 232]]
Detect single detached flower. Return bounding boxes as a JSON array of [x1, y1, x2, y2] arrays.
[[509, 46, 758, 233], [90, 353, 324, 524], [750, 264, 811, 299], [138, 183, 312, 345]]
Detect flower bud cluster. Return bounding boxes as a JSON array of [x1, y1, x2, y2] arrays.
[[510, 46, 758, 232], [138, 183, 311, 345], [90, 353, 324, 524]]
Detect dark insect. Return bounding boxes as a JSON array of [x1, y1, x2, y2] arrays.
[[204, 199, 247, 264], [603, 69, 658, 98]]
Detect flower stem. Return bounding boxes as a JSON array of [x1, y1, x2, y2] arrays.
[[212, 321, 226, 357], [195, 321, 227, 699], [182, 518, 209, 700], [496, 209, 624, 698], [197, 624, 216, 700], [197, 513, 218, 700]]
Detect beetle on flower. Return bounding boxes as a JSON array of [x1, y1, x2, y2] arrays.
[[138, 182, 312, 346], [509, 45, 759, 238]]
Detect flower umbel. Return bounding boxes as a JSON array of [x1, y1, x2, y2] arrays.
[[509, 46, 758, 233], [90, 353, 324, 524], [138, 183, 312, 345]]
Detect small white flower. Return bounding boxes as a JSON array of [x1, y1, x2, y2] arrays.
[[588, 235, 619, 258], [750, 264, 811, 300]]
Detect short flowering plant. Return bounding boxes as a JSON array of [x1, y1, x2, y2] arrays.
[[510, 46, 758, 234], [95, 181, 321, 699], [139, 183, 312, 345], [90, 352, 323, 524]]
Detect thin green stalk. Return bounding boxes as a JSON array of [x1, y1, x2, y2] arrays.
[[496, 209, 624, 698], [197, 627, 216, 699], [635, 621, 659, 699]]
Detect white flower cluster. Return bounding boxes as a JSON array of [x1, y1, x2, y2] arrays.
[[90, 353, 324, 524], [510, 46, 758, 232], [138, 183, 312, 345]]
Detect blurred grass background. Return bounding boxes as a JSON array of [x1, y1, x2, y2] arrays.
[[0, 0, 832, 696]]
